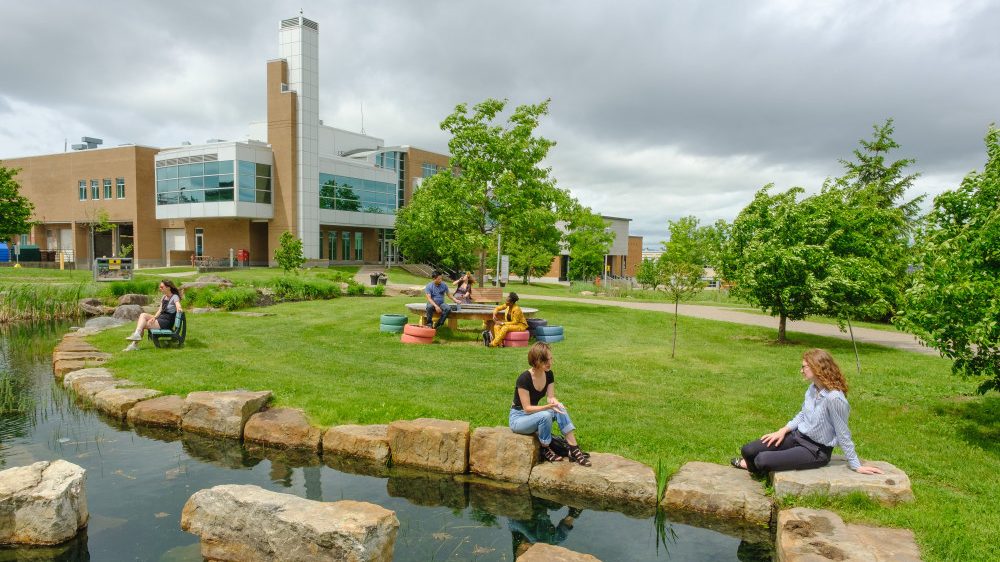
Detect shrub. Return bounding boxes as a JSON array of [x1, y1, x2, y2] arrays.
[[318, 270, 353, 283], [301, 279, 340, 300], [207, 287, 259, 311], [269, 277, 306, 300], [107, 279, 159, 298], [180, 286, 218, 308], [345, 282, 366, 296], [371, 285, 385, 297]]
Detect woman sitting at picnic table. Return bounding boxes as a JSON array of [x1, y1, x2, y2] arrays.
[[124, 279, 183, 352], [453, 272, 475, 304], [485, 292, 528, 347], [508, 342, 591, 465], [731, 348, 884, 476]]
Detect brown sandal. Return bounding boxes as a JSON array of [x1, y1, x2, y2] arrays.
[[568, 445, 591, 467], [541, 446, 563, 462]]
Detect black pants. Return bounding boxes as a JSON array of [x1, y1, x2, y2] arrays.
[[740, 430, 832, 475]]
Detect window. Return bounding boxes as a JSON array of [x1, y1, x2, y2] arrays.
[[341, 231, 350, 261], [319, 173, 397, 214], [155, 160, 237, 205], [91, 179, 100, 199], [421, 163, 439, 178], [103, 179, 112, 199], [19, 234, 29, 246], [354, 232, 363, 261], [79, 180, 87, 201], [116, 177, 125, 199]]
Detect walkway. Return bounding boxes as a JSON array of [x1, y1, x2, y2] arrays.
[[519, 294, 936, 356]]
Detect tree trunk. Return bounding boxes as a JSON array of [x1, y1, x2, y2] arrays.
[[477, 249, 487, 287], [671, 298, 679, 358], [847, 316, 861, 375], [778, 314, 787, 343]]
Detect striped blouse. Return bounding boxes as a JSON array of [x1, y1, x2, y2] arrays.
[[785, 384, 861, 470]]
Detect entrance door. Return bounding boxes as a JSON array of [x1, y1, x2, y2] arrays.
[[195, 228, 204, 258], [164, 229, 186, 266]]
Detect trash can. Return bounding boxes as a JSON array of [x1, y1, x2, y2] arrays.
[[370, 273, 380, 286], [378, 274, 387, 286]]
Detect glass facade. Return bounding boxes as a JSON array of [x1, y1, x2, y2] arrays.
[[319, 173, 396, 214], [155, 160, 258, 205], [116, 177, 125, 199], [78, 180, 86, 201], [103, 178, 112, 199], [90, 180, 99, 200], [238, 161, 272, 204], [354, 232, 363, 260], [421, 163, 440, 177]]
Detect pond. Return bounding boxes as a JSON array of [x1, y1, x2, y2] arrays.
[[0, 323, 773, 561]]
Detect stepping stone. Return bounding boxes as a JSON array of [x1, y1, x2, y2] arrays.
[[52, 351, 112, 364], [387, 418, 470, 474], [0, 460, 88, 546], [54, 339, 99, 353], [93, 387, 162, 419], [127, 395, 189, 428], [182, 484, 399, 561], [62, 368, 114, 389], [518, 543, 601, 561], [772, 455, 914, 505], [662, 461, 772, 526], [244, 408, 322, 451], [528, 452, 656, 517], [469, 426, 538, 484], [181, 390, 272, 439], [53, 358, 106, 379], [777, 507, 921, 561], [323, 424, 390, 465], [72, 378, 137, 400]]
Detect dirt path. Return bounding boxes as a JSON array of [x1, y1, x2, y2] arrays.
[[520, 294, 936, 356]]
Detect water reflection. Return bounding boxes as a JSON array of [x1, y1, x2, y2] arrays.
[[0, 324, 774, 561]]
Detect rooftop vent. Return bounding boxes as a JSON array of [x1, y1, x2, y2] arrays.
[[71, 136, 103, 150], [205, 139, 226, 143]]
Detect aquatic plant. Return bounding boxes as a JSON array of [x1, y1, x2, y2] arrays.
[[0, 283, 91, 323], [0, 371, 32, 414]]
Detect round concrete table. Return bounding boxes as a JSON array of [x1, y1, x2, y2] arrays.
[[404, 302, 538, 330]]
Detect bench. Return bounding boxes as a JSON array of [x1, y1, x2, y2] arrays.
[[469, 287, 504, 304], [148, 311, 187, 348]]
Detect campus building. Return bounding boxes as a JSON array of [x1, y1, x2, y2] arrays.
[[2, 14, 636, 273], [543, 216, 642, 281]]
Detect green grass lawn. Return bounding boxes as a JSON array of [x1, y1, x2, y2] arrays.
[[85, 295, 998, 560], [0, 267, 93, 283]]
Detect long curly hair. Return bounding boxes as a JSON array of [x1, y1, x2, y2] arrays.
[[803, 349, 848, 393]]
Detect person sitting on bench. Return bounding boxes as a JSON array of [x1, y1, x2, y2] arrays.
[[731, 348, 884, 475], [453, 272, 475, 304], [424, 270, 459, 329], [125, 279, 183, 351], [485, 292, 528, 347]]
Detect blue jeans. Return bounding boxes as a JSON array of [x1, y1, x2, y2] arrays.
[[509, 408, 576, 446], [425, 302, 452, 326]]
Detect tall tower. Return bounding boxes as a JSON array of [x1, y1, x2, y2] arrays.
[[279, 16, 320, 258]]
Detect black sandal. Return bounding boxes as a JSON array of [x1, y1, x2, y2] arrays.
[[541, 446, 563, 462], [730, 457, 747, 470], [568, 445, 591, 467]]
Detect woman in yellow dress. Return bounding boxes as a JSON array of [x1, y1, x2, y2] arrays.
[[486, 292, 528, 347]]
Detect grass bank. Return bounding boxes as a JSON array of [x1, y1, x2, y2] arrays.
[[85, 296, 997, 560]]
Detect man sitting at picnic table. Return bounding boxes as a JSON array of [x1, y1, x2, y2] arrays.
[[424, 270, 460, 329]]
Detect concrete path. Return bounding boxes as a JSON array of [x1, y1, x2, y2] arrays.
[[519, 294, 936, 356]]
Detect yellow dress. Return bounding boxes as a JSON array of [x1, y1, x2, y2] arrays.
[[490, 303, 528, 347]]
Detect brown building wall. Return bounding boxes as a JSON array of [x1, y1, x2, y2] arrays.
[[626, 235, 642, 276], [2, 145, 162, 266], [184, 220, 253, 260], [403, 147, 451, 206], [266, 59, 297, 266]]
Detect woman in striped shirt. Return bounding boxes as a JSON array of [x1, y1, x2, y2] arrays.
[[731, 348, 884, 475]]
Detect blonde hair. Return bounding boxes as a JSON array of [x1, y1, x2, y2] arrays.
[[803, 348, 848, 393], [527, 342, 552, 368]]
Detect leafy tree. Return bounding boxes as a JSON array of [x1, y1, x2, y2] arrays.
[[273, 231, 305, 273], [396, 98, 570, 285], [658, 217, 707, 357], [566, 204, 614, 281], [721, 185, 829, 343], [636, 258, 658, 289], [896, 126, 1000, 393], [0, 165, 35, 243], [507, 218, 561, 284], [698, 219, 730, 270]]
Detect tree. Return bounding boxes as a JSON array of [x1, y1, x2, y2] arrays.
[[565, 204, 614, 281], [636, 258, 658, 289], [507, 218, 561, 284], [720, 185, 828, 343], [395, 98, 570, 285], [274, 231, 305, 273], [0, 165, 35, 243], [896, 126, 1000, 393], [658, 216, 707, 357]]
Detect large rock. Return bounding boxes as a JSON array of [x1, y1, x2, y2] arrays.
[[54, 338, 99, 353], [118, 293, 149, 306], [83, 316, 126, 330], [323, 425, 390, 465], [0, 460, 88, 546], [71, 378, 136, 400], [126, 395, 189, 428], [518, 543, 601, 562], [398, 287, 423, 297], [112, 304, 143, 321], [469, 427, 538, 484], [53, 357, 107, 379], [181, 484, 398, 562], [772, 455, 914, 505], [180, 276, 233, 292], [528, 453, 656, 517], [776, 508, 921, 562], [387, 418, 469, 474], [52, 351, 112, 365], [93, 387, 162, 419], [78, 298, 113, 317], [62, 368, 114, 389], [181, 390, 272, 439], [662, 461, 772, 526], [244, 408, 322, 451]]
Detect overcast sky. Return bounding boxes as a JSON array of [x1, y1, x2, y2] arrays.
[[1, 0, 998, 245]]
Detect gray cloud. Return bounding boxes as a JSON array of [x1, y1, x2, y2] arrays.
[[2, 0, 998, 244]]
